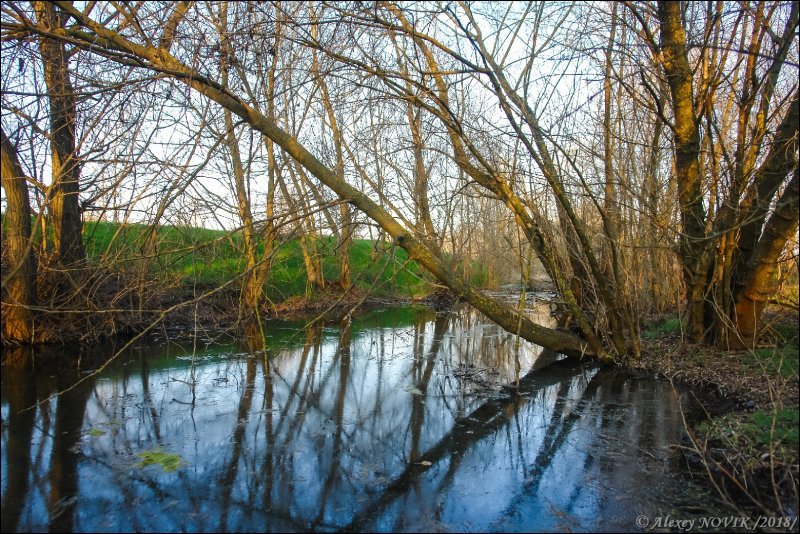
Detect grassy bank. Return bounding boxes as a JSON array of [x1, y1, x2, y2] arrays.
[[1, 215, 487, 343], [82, 219, 432, 300], [635, 311, 799, 516]]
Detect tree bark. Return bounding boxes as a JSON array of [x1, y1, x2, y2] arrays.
[[1, 128, 37, 343], [657, 0, 709, 342], [35, 1, 85, 266], [733, 92, 799, 289], [732, 171, 799, 348]]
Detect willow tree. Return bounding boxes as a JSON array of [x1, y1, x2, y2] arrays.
[[34, 1, 84, 266], [1, 127, 37, 343], [638, 0, 799, 348]]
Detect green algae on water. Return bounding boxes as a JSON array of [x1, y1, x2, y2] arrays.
[[136, 448, 184, 473]]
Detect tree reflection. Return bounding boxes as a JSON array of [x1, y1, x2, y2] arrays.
[[2, 306, 706, 532], [1, 348, 37, 534], [312, 317, 351, 528], [341, 359, 596, 532], [47, 367, 95, 533], [218, 356, 257, 531], [409, 314, 449, 462]]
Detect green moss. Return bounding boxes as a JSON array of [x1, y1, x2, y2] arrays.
[[136, 448, 184, 473]]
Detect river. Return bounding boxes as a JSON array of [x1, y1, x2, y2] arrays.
[[1, 299, 727, 532]]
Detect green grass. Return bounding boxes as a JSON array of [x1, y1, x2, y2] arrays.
[[745, 318, 799, 379], [696, 320, 799, 471], [751, 408, 799, 445], [83, 220, 243, 286], [699, 407, 799, 454], [750, 345, 799, 379], [642, 315, 683, 339], [80, 220, 433, 300], [265, 236, 430, 299]]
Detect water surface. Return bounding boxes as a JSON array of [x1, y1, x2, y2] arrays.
[[2, 302, 721, 532]]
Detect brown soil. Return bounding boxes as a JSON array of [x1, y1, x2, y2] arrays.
[[627, 333, 798, 413]]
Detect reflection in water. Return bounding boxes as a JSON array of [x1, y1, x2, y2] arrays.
[[2, 350, 36, 534], [3, 303, 716, 532]]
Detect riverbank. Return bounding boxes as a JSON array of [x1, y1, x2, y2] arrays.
[[629, 311, 799, 518]]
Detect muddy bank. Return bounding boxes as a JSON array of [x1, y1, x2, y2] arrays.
[[625, 313, 799, 519], [629, 338, 798, 412], [1, 282, 426, 347]]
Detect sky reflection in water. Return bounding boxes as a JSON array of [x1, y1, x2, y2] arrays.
[[3, 303, 712, 532]]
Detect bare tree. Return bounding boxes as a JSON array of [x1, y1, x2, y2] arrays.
[[632, 0, 799, 347]]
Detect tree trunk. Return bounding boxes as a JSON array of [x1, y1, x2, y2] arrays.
[[657, 0, 709, 342], [35, 1, 85, 267], [407, 104, 439, 254], [219, 2, 263, 317], [732, 171, 799, 348], [338, 203, 352, 291], [310, 11, 351, 291], [1, 128, 37, 343], [281, 163, 325, 291]]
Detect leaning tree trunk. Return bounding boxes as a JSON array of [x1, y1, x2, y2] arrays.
[[1, 128, 37, 343], [732, 171, 799, 349]]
